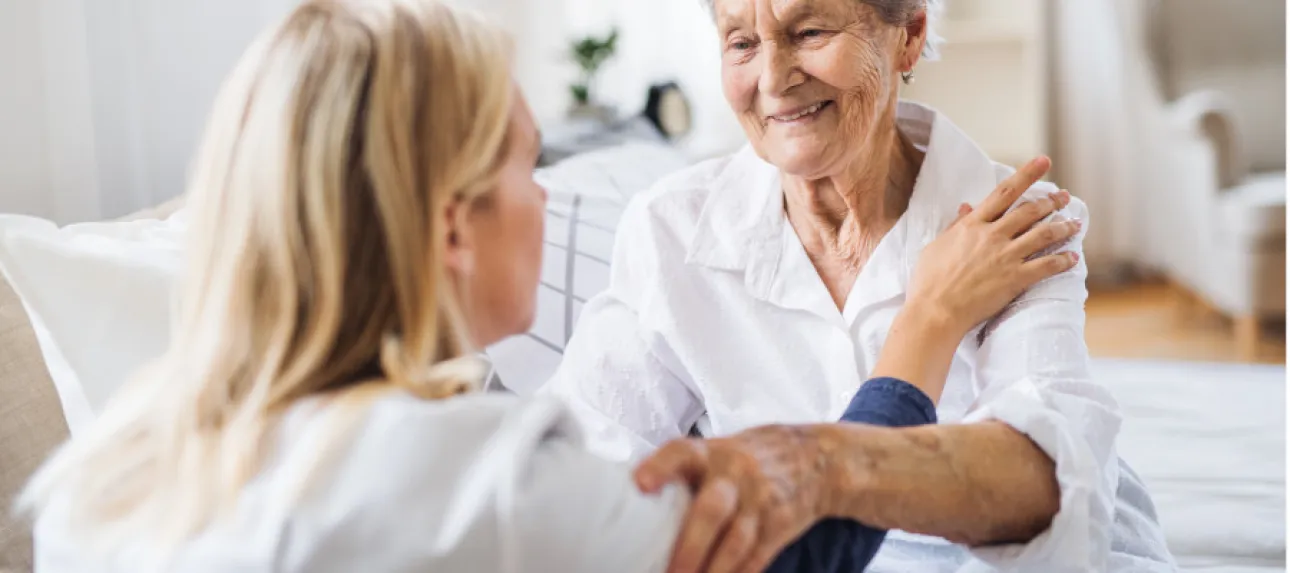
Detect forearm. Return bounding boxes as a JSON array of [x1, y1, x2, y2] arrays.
[[768, 377, 938, 572], [815, 421, 1060, 546]]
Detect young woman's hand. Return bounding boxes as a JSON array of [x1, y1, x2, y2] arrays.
[[908, 156, 1080, 333], [875, 156, 1082, 400]]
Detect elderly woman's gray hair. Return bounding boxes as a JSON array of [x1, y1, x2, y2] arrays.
[[701, 0, 945, 61]]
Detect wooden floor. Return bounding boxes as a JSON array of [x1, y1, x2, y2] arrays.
[[1085, 281, 1286, 365]]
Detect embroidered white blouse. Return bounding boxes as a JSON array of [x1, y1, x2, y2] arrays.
[[541, 102, 1173, 572]]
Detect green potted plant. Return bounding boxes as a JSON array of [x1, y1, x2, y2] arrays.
[[567, 28, 618, 120]]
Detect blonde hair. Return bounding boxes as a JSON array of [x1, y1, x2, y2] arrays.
[[19, 0, 513, 547]]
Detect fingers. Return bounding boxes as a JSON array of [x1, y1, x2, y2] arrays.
[[996, 190, 1070, 238], [635, 440, 707, 493], [1009, 218, 1082, 260], [1018, 251, 1081, 287], [704, 514, 759, 573], [667, 479, 739, 573], [974, 156, 1052, 222]]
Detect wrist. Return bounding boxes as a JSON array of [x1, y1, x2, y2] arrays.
[[810, 424, 882, 519], [870, 305, 965, 402], [897, 298, 966, 341]]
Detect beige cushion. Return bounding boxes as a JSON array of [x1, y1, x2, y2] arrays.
[[0, 273, 67, 572], [0, 196, 183, 572]]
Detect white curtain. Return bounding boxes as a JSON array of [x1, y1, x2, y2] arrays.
[[0, 0, 299, 223], [1050, 0, 1159, 280]]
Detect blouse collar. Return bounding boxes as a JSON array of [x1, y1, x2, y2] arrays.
[[685, 101, 1001, 317]]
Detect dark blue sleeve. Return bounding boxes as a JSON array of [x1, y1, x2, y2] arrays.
[[764, 377, 937, 573], [836, 376, 938, 427]]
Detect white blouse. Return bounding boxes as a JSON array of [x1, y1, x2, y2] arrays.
[[541, 102, 1173, 572], [34, 393, 686, 573]]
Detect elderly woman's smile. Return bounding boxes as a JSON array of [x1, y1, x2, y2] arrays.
[[766, 100, 833, 124], [718, 0, 925, 177]]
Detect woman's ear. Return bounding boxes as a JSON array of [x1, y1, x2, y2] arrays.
[[442, 199, 476, 278], [900, 10, 929, 72]]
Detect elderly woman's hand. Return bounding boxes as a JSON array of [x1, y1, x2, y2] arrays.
[[633, 424, 834, 573]]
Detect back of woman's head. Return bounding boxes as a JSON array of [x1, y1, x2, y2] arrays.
[[20, 0, 514, 545]]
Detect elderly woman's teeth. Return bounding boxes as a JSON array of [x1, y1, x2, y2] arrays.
[[774, 102, 826, 122]]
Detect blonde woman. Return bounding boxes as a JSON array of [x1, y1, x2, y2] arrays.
[[16, 1, 1082, 571]]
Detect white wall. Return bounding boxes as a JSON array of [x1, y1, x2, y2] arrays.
[[83, 0, 300, 218], [0, 0, 54, 219], [0, 0, 742, 222], [489, 0, 745, 158], [0, 0, 298, 222], [581, 0, 746, 159]]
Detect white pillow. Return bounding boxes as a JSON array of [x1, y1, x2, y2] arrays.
[[0, 212, 185, 434], [486, 142, 691, 396]]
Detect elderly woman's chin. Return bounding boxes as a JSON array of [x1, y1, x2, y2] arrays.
[[756, 135, 843, 178], [748, 118, 846, 178]]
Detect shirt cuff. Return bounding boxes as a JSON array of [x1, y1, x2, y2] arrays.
[[962, 380, 1115, 571], [840, 377, 938, 427]]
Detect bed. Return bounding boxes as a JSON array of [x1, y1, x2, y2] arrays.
[[1096, 359, 1286, 572]]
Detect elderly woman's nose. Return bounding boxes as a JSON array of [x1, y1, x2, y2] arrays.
[[759, 42, 804, 96]]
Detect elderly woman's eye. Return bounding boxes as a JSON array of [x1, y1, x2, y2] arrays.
[[730, 39, 754, 51], [799, 29, 823, 39]]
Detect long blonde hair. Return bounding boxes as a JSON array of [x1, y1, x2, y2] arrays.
[[19, 0, 514, 545]]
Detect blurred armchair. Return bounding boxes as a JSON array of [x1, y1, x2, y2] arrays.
[[1136, 0, 1286, 359]]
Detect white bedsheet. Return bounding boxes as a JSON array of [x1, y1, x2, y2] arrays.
[[1095, 359, 1286, 572]]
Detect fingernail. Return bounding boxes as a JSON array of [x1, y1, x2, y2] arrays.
[[1071, 218, 1083, 229], [1069, 252, 1081, 263]]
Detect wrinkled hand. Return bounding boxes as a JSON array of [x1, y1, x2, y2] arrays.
[[908, 156, 1081, 334], [634, 425, 830, 573]]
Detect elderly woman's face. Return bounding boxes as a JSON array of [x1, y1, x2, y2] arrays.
[[716, 0, 921, 177]]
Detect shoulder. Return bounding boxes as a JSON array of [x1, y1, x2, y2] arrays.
[[277, 392, 584, 546], [619, 153, 733, 245], [280, 391, 682, 571], [326, 391, 581, 491], [985, 162, 1091, 300], [609, 152, 736, 282]]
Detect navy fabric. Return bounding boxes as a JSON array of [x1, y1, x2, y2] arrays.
[[765, 377, 937, 573], [838, 377, 939, 427]]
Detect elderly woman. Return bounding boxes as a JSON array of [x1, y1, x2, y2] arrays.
[[17, 1, 1085, 572], [543, 0, 1175, 571]]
